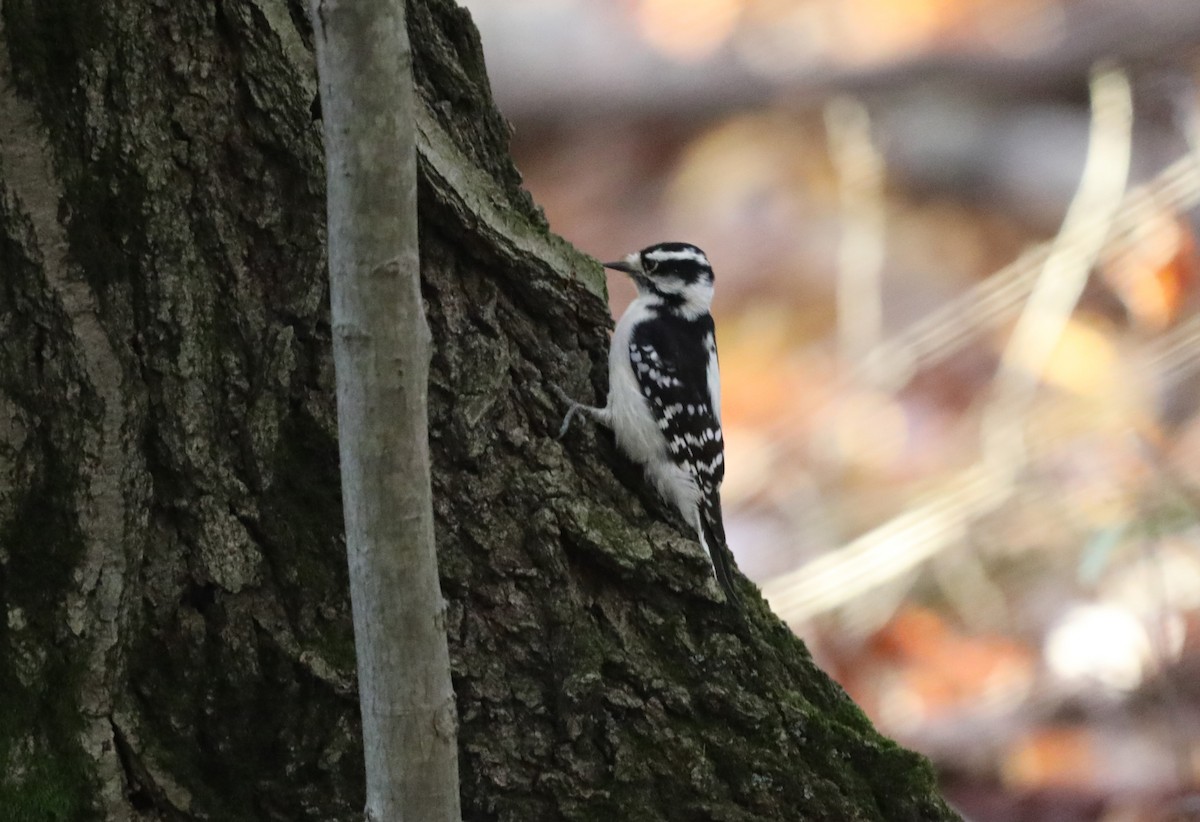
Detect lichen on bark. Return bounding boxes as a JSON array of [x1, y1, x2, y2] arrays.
[[0, 0, 962, 819]]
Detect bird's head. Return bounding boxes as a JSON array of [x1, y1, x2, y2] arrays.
[[603, 242, 714, 318]]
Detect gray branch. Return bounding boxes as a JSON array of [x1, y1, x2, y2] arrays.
[[312, 1, 461, 819]]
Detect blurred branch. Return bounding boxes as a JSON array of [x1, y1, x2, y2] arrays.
[[767, 67, 1138, 624], [981, 66, 1134, 477], [825, 97, 887, 380], [763, 465, 1009, 624], [858, 145, 1200, 392], [759, 107, 1200, 626]]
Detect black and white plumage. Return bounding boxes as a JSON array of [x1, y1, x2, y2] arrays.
[[558, 242, 739, 606]]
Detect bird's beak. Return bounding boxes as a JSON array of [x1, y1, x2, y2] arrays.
[[602, 260, 636, 274], [603, 252, 642, 276]]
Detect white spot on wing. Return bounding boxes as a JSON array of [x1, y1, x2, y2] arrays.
[[705, 333, 721, 424]]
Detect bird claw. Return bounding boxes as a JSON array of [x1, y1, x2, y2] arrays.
[[550, 383, 581, 440], [557, 413, 575, 441]]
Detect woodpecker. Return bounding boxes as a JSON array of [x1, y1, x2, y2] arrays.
[[557, 242, 739, 607]]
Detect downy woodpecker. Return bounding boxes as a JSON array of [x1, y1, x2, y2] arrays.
[[558, 242, 739, 607]]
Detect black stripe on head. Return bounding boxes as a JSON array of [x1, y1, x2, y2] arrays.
[[639, 242, 713, 285]]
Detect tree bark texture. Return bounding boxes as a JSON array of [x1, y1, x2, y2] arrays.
[[0, 1, 961, 820], [312, 0, 460, 818]]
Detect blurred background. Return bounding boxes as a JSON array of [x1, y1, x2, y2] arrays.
[[463, 1, 1200, 818]]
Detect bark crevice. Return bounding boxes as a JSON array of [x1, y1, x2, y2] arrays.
[[0, 3, 138, 813]]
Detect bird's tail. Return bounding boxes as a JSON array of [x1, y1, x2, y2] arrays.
[[698, 496, 740, 609]]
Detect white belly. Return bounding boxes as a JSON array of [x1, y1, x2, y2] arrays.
[[606, 298, 701, 519]]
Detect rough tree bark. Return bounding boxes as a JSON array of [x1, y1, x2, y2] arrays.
[[0, 1, 961, 821], [312, 0, 460, 818]]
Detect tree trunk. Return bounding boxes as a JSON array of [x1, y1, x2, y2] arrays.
[[0, 0, 960, 820]]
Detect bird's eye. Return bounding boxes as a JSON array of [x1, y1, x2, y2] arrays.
[[642, 257, 658, 275]]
